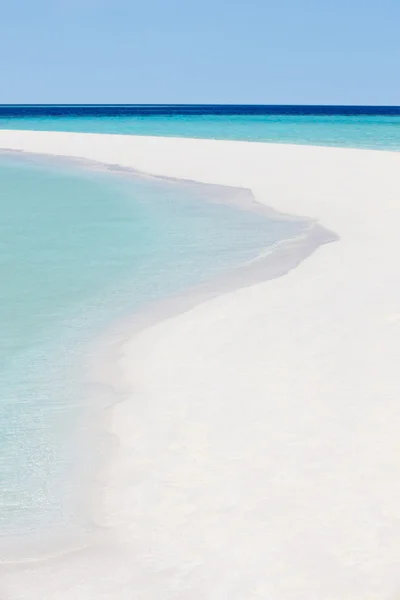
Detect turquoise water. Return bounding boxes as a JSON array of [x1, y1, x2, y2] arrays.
[[2, 103, 397, 549], [0, 108, 399, 150], [0, 153, 305, 543]]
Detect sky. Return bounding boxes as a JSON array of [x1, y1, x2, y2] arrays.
[[0, 0, 399, 104]]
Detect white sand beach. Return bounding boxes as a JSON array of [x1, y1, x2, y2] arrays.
[[1, 129, 400, 599]]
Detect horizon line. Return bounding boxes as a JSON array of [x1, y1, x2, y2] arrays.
[[0, 103, 400, 108]]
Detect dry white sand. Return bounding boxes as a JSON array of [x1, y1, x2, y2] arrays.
[[1, 130, 400, 599]]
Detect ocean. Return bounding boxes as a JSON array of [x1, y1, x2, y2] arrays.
[[0, 104, 399, 554], [0, 104, 399, 150]]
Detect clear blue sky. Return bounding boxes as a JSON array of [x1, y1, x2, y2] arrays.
[[1, 0, 399, 104]]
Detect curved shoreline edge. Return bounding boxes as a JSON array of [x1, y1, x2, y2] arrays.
[[1, 130, 400, 598]]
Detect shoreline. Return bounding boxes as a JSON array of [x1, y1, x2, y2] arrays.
[[1, 130, 400, 598], [0, 147, 333, 563], [0, 147, 329, 566]]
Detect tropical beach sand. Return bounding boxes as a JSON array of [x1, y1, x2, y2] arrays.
[[1, 129, 400, 598]]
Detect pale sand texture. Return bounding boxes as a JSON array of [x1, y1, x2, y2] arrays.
[[1, 129, 400, 599]]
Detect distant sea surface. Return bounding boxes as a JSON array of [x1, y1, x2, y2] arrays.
[[0, 104, 399, 150]]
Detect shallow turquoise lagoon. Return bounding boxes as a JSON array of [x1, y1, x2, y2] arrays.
[[0, 153, 306, 544]]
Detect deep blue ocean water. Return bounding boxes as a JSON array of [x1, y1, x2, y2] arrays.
[[0, 104, 399, 150]]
